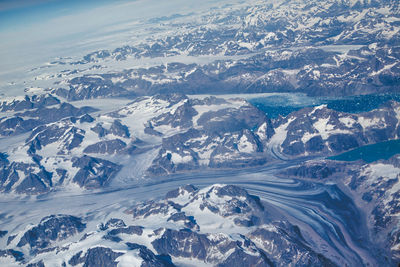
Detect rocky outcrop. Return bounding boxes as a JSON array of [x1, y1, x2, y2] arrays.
[[272, 101, 400, 157], [71, 156, 121, 189]]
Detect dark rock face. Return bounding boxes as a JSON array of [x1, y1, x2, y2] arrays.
[[79, 114, 95, 123], [103, 218, 127, 229], [0, 153, 9, 169], [130, 201, 171, 219], [56, 75, 135, 101], [0, 160, 53, 194], [0, 249, 24, 262], [197, 105, 266, 134], [7, 235, 17, 245], [69, 247, 123, 267], [148, 128, 268, 175], [0, 230, 7, 238], [219, 249, 272, 267], [126, 243, 176, 267], [279, 160, 349, 180], [150, 101, 198, 129], [107, 225, 144, 236], [14, 168, 52, 194], [165, 184, 198, 199], [249, 224, 336, 267], [17, 215, 85, 251], [26, 260, 45, 267], [91, 123, 107, 138], [0, 116, 41, 137], [0, 99, 96, 137], [109, 120, 130, 138], [72, 156, 121, 189], [28, 124, 85, 153], [0, 94, 60, 112], [16, 103, 96, 124], [167, 212, 198, 230], [83, 139, 127, 154], [90, 120, 131, 139], [152, 228, 270, 266]]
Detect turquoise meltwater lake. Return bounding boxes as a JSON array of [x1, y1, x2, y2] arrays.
[[328, 139, 400, 163]]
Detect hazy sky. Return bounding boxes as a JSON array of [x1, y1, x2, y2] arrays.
[[0, 0, 158, 73], [0, 0, 231, 76], [0, 0, 117, 31]]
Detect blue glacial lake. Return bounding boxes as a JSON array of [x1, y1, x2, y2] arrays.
[[328, 139, 400, 163], [249, 93, 400, 118]]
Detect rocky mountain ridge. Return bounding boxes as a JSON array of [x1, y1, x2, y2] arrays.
[[1, 93, 399, 194]]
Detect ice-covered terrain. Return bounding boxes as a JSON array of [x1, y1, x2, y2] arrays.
[[0, 91, 399, 266], [0, 165, 384, 266], [0, 0, 400, 266], [1, 0, 400, 98]]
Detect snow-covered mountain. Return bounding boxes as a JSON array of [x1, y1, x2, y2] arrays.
[[7, 0, 391, 100], [270, 100, 400, 157], [1, 92, 399, 194], [2, 0, 399, 98], [0, 184, 344, 266]]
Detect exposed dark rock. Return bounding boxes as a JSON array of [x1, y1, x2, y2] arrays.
[[56, 76, 135, 101], [108, 225, 144, 236], [276, 102, 400, 157], [69, 247, 123, 267], [126, 242, 176, 267], [130, 201, 171, 218], [27, 260, 45, 267], [17, 103, 97, 124], [71, 156, 121, 189], [165, 184, 198, 199], [91, 123, 107, 138], [150, 101, 198, 129], [0, 117, 41, 136], [83, 139, 127, 154], [17, 215, 86, 250], [105, 218, 126, 229], [0, 161, 53, 194], [27, 124, 85, 153], [0, 249, 24, 262], [79, 114, 95, 123], [152, 228, 269, 265], [248, 223, 337, 267], [0, 94, 60, 112], [167, 212, 199, 230], [109, 120, 130, 138], [7, 234, 17, 245], [0, 230, 7, 238]]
